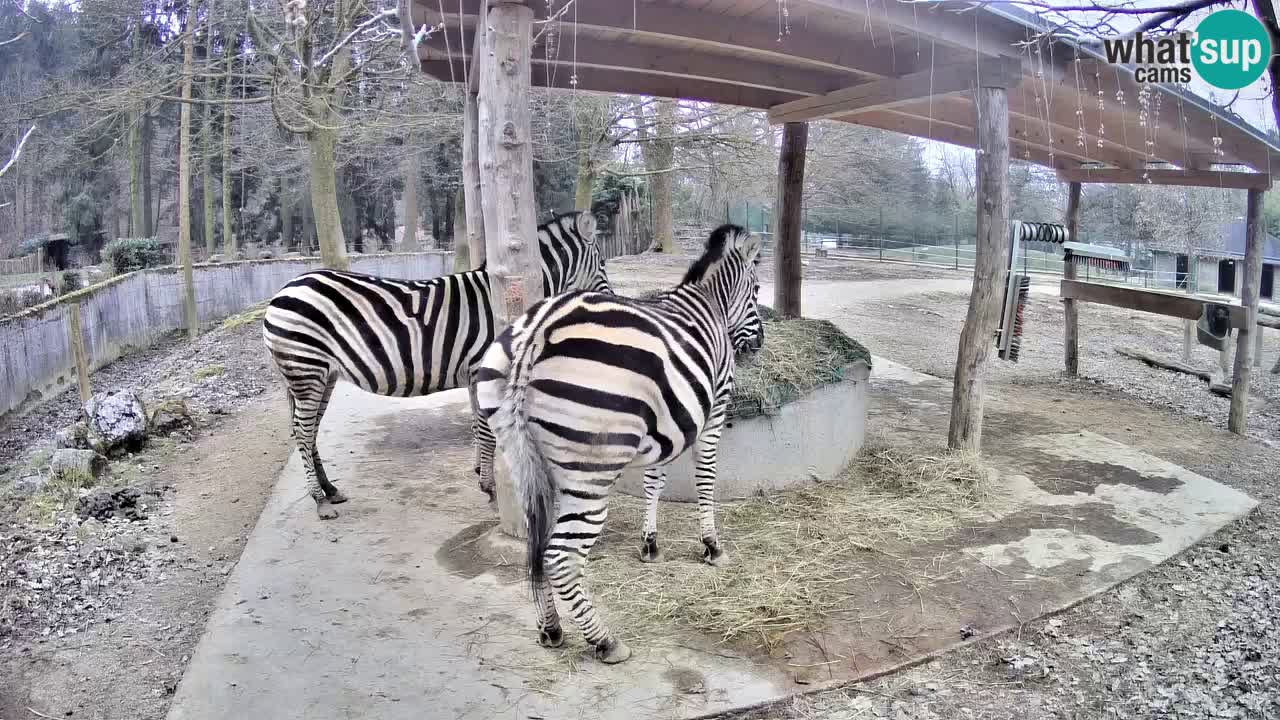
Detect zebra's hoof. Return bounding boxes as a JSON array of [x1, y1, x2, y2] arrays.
[[702, 543, 727, 567], [538, 626, 564, 648], [327, 490, 349, 504], [316, 501, 339, 520], [595, 639, 632, 664], [639, 538, 663, 563]]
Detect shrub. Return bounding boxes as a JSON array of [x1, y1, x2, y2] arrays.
[[58, 271, 83, 295], [103, 238, 166, 275], [0, 287, 47, 317]]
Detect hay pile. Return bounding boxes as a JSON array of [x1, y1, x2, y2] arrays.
[[729, 310, 871, 419], [588, 444, 1001, 652]]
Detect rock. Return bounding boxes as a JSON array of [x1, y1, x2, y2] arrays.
[[148, 398, 194, 436], [84, 390, 148, 456], [49, 449, 108, 483], [14, 474, 47, 495], [54, 420, 101, 453]]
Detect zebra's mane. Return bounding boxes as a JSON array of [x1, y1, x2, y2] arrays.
[[681, 224, 747, 286]]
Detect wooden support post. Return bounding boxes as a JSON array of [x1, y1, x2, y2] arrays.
[[1229, 188, 1266, 434], [1255, 326, 1264, 368], [462, 20, 486, 269], [948, 84, 1010, 452], [1062, 181, 1081, 375], [774, 121, 807, 319], [67, 303, 91, 403], [480, 0, 538, 539]]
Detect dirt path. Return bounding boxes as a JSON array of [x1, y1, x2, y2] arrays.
[[0, 391, 291, 720]]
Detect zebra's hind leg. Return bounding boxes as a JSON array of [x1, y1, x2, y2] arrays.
[[695, 408, 729, 566], [312, 374, 346, 504], [533, 577, 563, 648], [546, 484, 630, 664], [468, 383, 496, 503], [286, 369, 340, 520], [639, 469, 666, 563]]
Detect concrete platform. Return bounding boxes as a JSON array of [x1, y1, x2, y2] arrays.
[[616, 360, 871, 502], [166, 368, 1256, 720]]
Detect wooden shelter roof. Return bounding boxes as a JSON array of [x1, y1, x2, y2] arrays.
[[413, 0, 1279, 187]]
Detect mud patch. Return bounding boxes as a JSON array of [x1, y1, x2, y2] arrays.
[[1017, 458, 1183, 496], [665, 666, 707, 695], [951, 502, 1162, 549], [372, 403, 472, 454], [436, 520, 500, 579]]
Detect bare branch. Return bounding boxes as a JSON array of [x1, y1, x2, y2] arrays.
[[0, 124, 36, 180], [316, 9, 399, 69], [0, 31, 29, 48]]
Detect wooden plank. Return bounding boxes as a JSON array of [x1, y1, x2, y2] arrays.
[[1060, 279, 1248, 327], [427, 30, 846, 97], [1229, 188, 1266, 435], [418, 0, 917, 80], [66, 303, 91, 404], [948, 84, 1010, 452], [462, 21, 484, 268], [1057, 168, 1273, 191], [1063, 181, 1081, 375], [774, 122, 807, 318], [1114, 347, 1230, 396], [767, 57, 1020, 124], [479, 0, 539, 539]]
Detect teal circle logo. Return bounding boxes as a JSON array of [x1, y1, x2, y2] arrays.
[[1192, 9, 1272, 90]]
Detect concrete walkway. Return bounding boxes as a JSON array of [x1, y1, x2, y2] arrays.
[[167, 357, 1256, 720]]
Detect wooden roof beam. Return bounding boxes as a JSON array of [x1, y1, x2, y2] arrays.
[[1057, 168, 1273, 190], [767, 56, 1021, 124], [422, 29, 848, 98], [418, 0, 922, 80], [800, 0, 1020, 57], [847, 108, 1087, 168]]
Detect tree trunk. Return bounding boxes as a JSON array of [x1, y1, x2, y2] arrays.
[[774, 121, 807, 319], [575, 148, 597, 211], [443, 188, 455, 245], [479, 0, 538, 539], [642, 98, 677, 253], [307, 123, 349, 270], [1229, 188, 1266, 434], [201, 101, 215, 257], [453, 186, 467, 270], [281, 183, 294, 251], [143, 109, 155, 237], [221, 50, 235, 257], [128, 110, 146, 237], [1063, 181, 1081, 374], [401, 153, 419, 250], [948, 85, 1011, 452], [177, 10, 198, 341], [463, 21, 486, 268]]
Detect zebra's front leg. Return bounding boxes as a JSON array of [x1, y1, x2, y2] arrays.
[[468, 383, 497, 503], [639, 469, 666, 563], [695, 408, 728, 566]]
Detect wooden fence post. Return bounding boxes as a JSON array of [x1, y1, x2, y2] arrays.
[[67, 303, 92, 403], [774, 121, 808, 319], [1063, 181, 1081, 375], [462, 19, 486, 269], [948, 82, 1011, 452], [1228, 188, 1265, 434], [480, 0, 538, 540]]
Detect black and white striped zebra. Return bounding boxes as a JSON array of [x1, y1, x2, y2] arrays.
[[263, 211, 609, 519], [475, 224, 763, 663]]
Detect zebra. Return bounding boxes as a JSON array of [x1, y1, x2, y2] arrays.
[[262, 211, 610, 520], [474, 224, 763, 663]]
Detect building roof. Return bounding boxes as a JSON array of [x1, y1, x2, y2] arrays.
[[414, 0, 1280, 184], [1153, 221, 1280, 263]]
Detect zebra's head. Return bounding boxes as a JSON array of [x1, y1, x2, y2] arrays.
[[539, 211, 611, 296], [683, 224, 764, 354]]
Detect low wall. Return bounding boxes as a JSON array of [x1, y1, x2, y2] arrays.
[[616, 360, 872, 502], [0, 252, 453, 420]]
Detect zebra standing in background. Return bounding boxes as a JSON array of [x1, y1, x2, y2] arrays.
[[263, 211, 609, 519], [475, 224, 763, 664]]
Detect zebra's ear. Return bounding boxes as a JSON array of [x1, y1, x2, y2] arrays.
[[576, 212, 598, 242], [740, 231, 762, 263]]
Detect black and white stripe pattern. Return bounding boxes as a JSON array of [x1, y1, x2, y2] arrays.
[[475, 224, 763, 663], [262, 211, 609, 519]]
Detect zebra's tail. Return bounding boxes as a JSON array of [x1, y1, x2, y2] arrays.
[[487, 334, 556, 594]]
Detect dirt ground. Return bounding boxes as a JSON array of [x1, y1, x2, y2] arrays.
[[1, 253, 1278, 719]]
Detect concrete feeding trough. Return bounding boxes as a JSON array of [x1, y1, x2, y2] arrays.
[[617, 314, 872, 501]]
